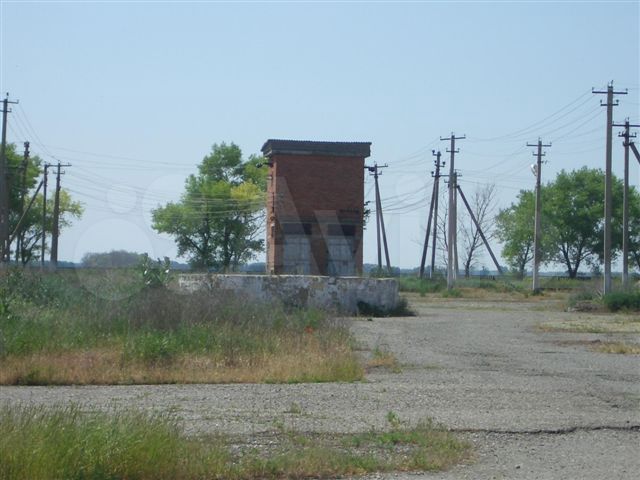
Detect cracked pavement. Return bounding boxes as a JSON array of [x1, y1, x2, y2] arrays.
[[1, 294, 639, 479]]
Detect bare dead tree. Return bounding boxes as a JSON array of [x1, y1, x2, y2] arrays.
[[458, 184, 498, 278]]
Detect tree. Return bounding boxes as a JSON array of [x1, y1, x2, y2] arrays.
[[496, 167, 628, 279], [82, 250, 144, 268], [152, 142, 267, 270], [4, 143, 83, 264], [626, 186, 640, 273], [544, 168, 624, 278], [495, 190, 536, 278], [459, 184, 498, 278]]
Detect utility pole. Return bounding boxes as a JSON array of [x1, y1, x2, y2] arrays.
[[0, 93, 19, 263], [430, 151, 443, 279], [527, 138, 551, 293], [419, 150, 444, 278], [16, 141, 30, 263], [50, 162, 71, 269], [613, 119, 639, 288], [441, 133, 465, 289], [593, 82, 627, 294], [366, 163, 390, 272], [41, 164, 51, 268]]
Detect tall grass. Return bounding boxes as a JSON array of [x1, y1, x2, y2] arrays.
[[0, 404, 470, 480], [0, 269, 362, 384]]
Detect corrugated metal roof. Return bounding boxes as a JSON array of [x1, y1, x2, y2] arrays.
[[261, 139, 371, 158]]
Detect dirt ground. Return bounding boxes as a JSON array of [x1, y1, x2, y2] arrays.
[[2, 292, 639, 479]]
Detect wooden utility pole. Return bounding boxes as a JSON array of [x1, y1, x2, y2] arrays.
[[50, 162, 71, 269], [527, 138, 551, 293], [419, 150, 444, 278], [593, 83, 627, 294], [613, 119, 639, 288], [41, 164, 51, 268], [441, 133, 465, 289], [0, 94, 19, 263]]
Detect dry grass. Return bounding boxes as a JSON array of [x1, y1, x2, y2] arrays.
[[592, 341, 640, 355], [366, 347, 401, 373], [0, 336, 363, 385], [538, 314, 640, 334]]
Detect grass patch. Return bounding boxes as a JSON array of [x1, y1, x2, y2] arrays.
[[538, 314, 640, 334], [592, 341, 640, 355], [398, 277, 445, 295], [0, 269, 363, 385], [0, 405, 471, 480], [366, 346, 402, 373]]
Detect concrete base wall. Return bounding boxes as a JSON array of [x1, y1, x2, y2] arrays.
[[178, 274, 399, 314]]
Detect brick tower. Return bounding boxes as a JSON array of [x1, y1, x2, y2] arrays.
[[261, 139, 371, 276]]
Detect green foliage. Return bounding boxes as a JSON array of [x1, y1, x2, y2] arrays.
[[495, 189, 536, 277], [496, 168, 640, 278], [398, 277, 445, 295], [137, 254, 171, 288], [4, 143, 83, 264], [602, 291, 640, 312], [152, 142, 267, 270]]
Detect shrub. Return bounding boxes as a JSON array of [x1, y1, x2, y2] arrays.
[[602, 291, 640, 312]]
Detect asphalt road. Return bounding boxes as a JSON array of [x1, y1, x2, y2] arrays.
[[2, 294, 639, 479]]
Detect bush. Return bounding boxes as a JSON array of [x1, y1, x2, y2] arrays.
[[602, 291, 640, 312]]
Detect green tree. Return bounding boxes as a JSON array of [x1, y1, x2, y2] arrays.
[[626, 187, 640, 273], [495, 189, 536, 278], [5, 143, 83, 264], [151, 142, 267, 270], [544, 168, 625, 278], [497, 167, 630, 279]]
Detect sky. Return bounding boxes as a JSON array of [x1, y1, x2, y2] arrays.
[[1, 0, 639, 271]]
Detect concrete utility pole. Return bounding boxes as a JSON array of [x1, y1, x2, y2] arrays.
[[0, 94, 19, 263], [419, 150, 444, 278], [366, 163, 390, 271], [441, 133, 465, 289], [41, 164, 51, 268], [593, 82, 627, 294], [613, 119, 639, 288], [429, 151, 443, 279], [527, 138, 551, 293], [50, 162, 71, 269], [15, 141, 30, 263]]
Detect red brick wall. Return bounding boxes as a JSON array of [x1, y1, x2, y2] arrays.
[[266, 154, 365, 275]]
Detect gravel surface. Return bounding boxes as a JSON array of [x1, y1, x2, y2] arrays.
[[2, 295, 639, 479]]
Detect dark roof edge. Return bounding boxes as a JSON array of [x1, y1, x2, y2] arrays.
[[261, 139, 371, 158]]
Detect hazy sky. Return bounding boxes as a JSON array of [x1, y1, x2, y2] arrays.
[[1, 1, 639, 269]]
